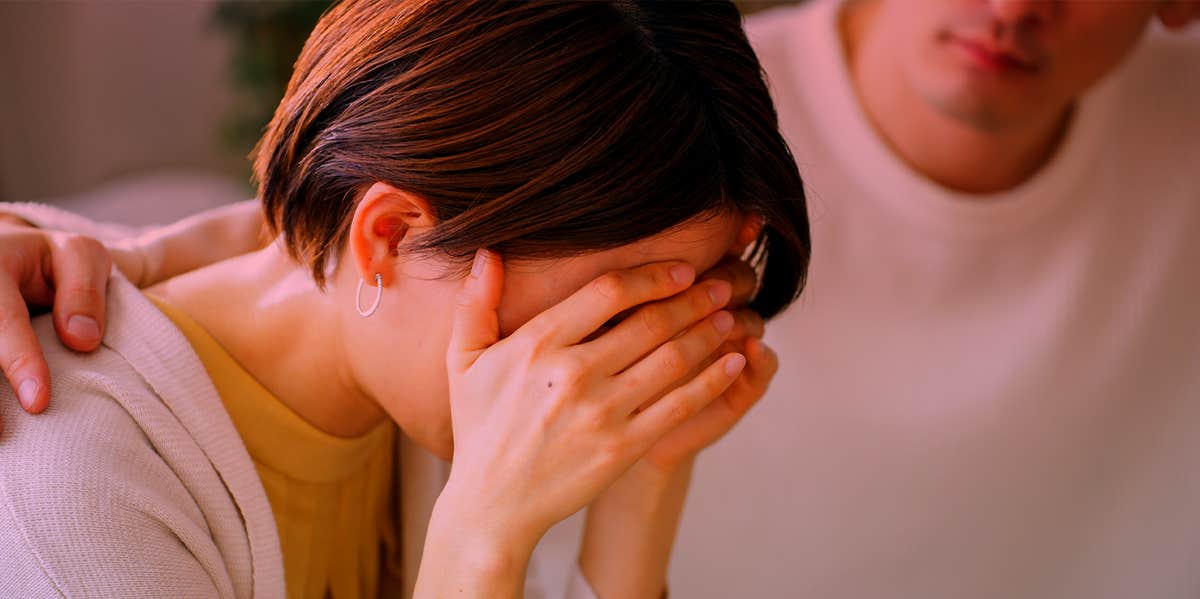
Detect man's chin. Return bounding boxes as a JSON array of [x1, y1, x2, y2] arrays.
[[926, 87, 1030, 133]]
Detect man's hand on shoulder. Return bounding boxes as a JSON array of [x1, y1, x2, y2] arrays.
[[0, 218, 113, 431]]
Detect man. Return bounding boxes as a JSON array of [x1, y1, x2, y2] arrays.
[[2, 1, 1199, 597], [668, 1, 1200, 597]]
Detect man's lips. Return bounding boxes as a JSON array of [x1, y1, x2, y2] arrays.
[[949, 36, 1039, 74]]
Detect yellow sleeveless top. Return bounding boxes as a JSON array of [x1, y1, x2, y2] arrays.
[[148, 294, 399, 599]]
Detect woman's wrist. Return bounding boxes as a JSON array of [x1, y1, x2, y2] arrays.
[[579, 457, 695, 599], [413, 483, 542, 598]]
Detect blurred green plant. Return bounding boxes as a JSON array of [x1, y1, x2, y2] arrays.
[[209, 0, 787, 165], [211, 0, 333, 159]]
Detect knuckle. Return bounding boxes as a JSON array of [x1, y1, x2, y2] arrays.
[[62, 283, 105, 304], [591, 271, 630, 304], [636, 306, 675, 340], [581, 403, 613, 432], [59, 235, 111, 269], [546, 354, 589, 390], [78, 235, 106, 256], [657, 342, 692, 378], [0, 304, 23, 336], [599, 437, 629, 466], [509, 327, 554, 356], [648, 264, 676, 292], [3, 350, 38, 377], [705, 368, 731, 392], [691, 283, 720, 313], [702, 319, 728, 346], [58, 233, 90, 253], [666, 400, 696, 428]]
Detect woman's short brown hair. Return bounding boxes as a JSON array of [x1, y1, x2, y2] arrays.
[[254, 0, 809, 318]]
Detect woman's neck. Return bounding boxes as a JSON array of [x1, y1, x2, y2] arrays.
[[148, 245, 390, 437]]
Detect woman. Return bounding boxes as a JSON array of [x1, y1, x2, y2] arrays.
[[0, 1, 808, 597]]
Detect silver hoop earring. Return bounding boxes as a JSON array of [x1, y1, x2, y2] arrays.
[[356, 273, 383, 317]]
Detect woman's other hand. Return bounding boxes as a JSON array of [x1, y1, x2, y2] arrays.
[[416, 249, 745, 598], [640, 256, 778, 474], [579, 257, 779, 599]]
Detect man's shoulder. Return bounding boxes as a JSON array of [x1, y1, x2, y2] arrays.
[[1114, 29, 1200, 133]]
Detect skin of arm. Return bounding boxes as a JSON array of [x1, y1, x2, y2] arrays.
[[576, 249, 775, 599], [580, 458, 694, 599], [0, 202, 265, 426], [411, 251, 751, 598], [106, 200, 268, 287]]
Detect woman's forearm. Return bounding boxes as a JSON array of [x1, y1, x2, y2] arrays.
[[579, 458, 695, 599], [413, 486, 540, 599]]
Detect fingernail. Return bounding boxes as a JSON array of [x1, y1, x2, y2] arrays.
[[708, 281, 731, 306], [471, 249, 488, 278], [17, 379, 39, 411], [713, 311, 734, 334], [67, 315, 101, 341], [670, 264, 693, 285], [724, 354, 746, 377]]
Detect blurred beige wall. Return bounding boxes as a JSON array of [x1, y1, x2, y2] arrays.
[[0, 0, 244, 203]]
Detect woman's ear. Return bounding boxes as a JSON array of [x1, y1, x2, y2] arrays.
[[728, 212, 765, 256], [347, 182, 437, 285]]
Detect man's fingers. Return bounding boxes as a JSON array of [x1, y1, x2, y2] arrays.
[[0, 282, 51, 415], [447, 249, 505, 373], [48, 234, 111, 352], [520, 261, 695, 347]]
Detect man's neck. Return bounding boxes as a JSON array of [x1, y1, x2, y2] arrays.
[[840, 0, 1071, 195]]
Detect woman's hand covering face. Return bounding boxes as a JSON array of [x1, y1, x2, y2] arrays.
[[635, 256, 779, 474], [439, 249, 748, 548]]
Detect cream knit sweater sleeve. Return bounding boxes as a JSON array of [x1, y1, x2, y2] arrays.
[[0, 319, 244, 597], [0, 279, 282, 598]]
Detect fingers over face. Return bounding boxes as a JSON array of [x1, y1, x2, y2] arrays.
[[613, 310, 736, 412], [581, 278, 732, 375], [698, 257, 758, 309], [728, 308, 765, 342], [518, 261, 696, 348], [725, 337, 778, 415], [628, 352, 745, 445]]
